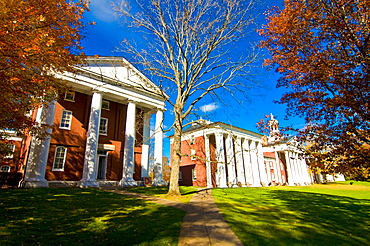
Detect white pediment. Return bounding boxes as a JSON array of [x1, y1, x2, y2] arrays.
[[78, 56, 163, 97]]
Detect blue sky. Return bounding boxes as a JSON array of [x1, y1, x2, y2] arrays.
[[81, 0, 305, 158]]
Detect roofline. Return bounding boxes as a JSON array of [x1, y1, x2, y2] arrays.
[[168, 121, 263, 138], [83, 56, 169, 100]]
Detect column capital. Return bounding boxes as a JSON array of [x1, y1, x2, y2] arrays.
[[156, 107, 165, 112], [214, 131, 224, 137], [127, 99, 137, 104], [91, 88, 105, 94]]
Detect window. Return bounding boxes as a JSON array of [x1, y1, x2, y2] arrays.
[[102, 100, 110, 110], [53, 146, 67, 171], [99, 118, 108, 135], [0, 165, 10, 172], [192, 168, 197, 181], [179, 171, 182, 181], [60, 110, 72, 129], [190, 149, 196, 160], [269, 162, 274, 169], [64, 90, 75, 101], [190, 135, 195, 145], [5, 144, 15, 158]]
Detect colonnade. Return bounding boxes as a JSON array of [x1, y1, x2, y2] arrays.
[[24, 90, 164, 188], [283, 151, 311, 186], [200, 131, 311, 188], [204, 131, 268, 188]]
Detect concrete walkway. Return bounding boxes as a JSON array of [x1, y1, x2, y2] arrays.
[[106, 188, 243, 246]]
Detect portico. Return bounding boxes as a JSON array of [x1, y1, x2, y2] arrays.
[[171, 121, 267, 188], [23, 57, 166, 188], [171, 118, 312, 188]]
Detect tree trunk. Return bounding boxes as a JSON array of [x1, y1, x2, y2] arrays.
[[167, 113, 182, 196]]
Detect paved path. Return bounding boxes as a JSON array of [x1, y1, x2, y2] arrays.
[[105, 188, 243, 246], [178, 189, 243, 246]]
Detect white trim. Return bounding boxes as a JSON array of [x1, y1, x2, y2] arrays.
[[52, 146, 67, 171], [102, 100, 110, 110], [5, 144, 15, 158], [64, 90, 75, 102], [59, 110, 73, 130], [0, 165, 11, 172], [190, 149, 196, 160], [99, 118, 108, 135]]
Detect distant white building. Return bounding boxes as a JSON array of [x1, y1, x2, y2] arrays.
[[169, 116, 312, 188]]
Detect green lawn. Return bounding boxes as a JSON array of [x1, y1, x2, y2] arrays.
[[127, 186, 198, 203], [0, 188, 186, 246], [212, 182, 370, 246]]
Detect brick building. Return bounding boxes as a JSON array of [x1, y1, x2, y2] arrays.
[[170, 118, 312, 188], [0, 56, 166, 188]]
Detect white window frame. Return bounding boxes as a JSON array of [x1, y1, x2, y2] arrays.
[[190, 149, 196, 160], [0, 165, 11, 172], [5, 144, 15, 158], [64, 90, 75, 102], [190, 135, 195, 145], [60, 110, 72, 130], [52, 146, 67, 171], [102, 100, 110, 110], [192, 168, 197, 181], [99, 118, 108, 135]]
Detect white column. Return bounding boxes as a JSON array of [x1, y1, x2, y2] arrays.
[[301, 158, 311, 185], [249, 141, 261, 187], [24, 101, 57, 188], [235, 137, 246, 186], [285, 151, 295, 185], [215, 132, 227, 188], [153, 109, 165, 186], [294, 152, 303, 185], [257, 142, 268, 186], [120, 101, 137, 186], [205, 134, 212, 188], [291, 152, 300, 185], [225, 134, 236, 186], [242, 139, 253, 185], [80, 91, 102, 188], [265, 161, 272, 184], [274, 151, 282, 184], [140, 112, 151, 178]]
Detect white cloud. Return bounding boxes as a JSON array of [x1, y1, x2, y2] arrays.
[[199, 102, 219, 113], [89, 0, 117, 23]]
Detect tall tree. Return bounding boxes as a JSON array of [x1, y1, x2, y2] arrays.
[[259, 0, 370, 176], [116, 0, 259, 196], [0, 0, 88, 150]]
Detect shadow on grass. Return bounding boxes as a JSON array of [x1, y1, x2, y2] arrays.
[[0, 188, 186, 245], [181, 188, 211, 195], [213, 188, 370, 246]]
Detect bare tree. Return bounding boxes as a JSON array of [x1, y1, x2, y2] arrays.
[[115, 0, 259, 196]]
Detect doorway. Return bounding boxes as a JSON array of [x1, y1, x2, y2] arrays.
[[97, 151, 108, 180]]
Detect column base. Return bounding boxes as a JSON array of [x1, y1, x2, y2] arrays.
[[80, 180, 99, 188], [152, 179, 167, 186], [23, 179, 48, 188], [119, 178, 137, 187]]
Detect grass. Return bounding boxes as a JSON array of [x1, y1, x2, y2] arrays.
[[212, 182, 370, 246], [127, 186, 198, 203], [0, 188, 186, 246]]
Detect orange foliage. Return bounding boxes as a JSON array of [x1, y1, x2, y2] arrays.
[[260, 0, 370, 174], [0, 0, 88, 138]]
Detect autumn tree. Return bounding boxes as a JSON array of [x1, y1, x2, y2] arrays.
[[0, 0, 88, 154], [115, 0, 259, 196], [259, 0, 370, 177]]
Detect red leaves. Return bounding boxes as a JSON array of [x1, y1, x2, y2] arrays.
[[260, 0, 370, 173]]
